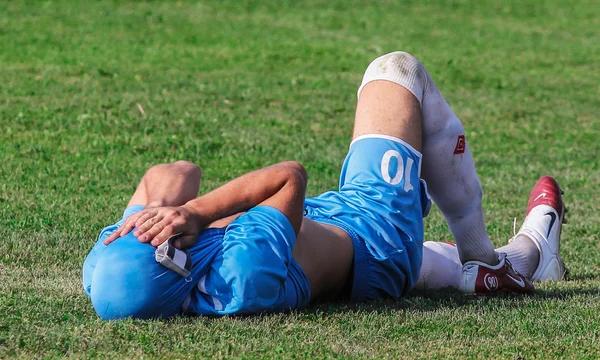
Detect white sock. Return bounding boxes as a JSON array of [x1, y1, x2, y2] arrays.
[[414, 241, 462, 290], [359, 51, 496, 265], [496, 235, 540, 279], [496, 205, 550, 280], [414, 238, 539, 291]]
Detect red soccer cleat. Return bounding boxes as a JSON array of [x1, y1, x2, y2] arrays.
[[459, 252, 535, 294], [514, 176, 568, 281]]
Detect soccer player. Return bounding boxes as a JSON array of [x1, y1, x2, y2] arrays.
[[84, 52, 566, 320]]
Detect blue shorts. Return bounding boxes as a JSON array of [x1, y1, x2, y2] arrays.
[[83, 205, 310, 320], [304, 135, 429, 301]]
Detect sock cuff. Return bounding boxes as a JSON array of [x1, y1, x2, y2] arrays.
[[357, 51, 428, 105]]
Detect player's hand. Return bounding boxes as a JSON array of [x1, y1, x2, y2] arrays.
[[103, 205, 205, 248]]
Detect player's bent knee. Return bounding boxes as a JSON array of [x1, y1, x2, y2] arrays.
[[366, 51, 424, 77], [144, 160, 200, 179], [89, 234, 190, 320], [172, 160, 201, 176], [360, 51, 427, 103], [381, 51, 420, 65]]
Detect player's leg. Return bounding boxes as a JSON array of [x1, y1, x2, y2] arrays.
[[337, 59, 428, 300], [358, 51, 496, 266], [127, 160, 202, 208], [415, 176, 567, 291], [353, 64, 422, 151], [414, 241, 532, 292], [414, 241, 462, 290], [83, 161, 206, 320]]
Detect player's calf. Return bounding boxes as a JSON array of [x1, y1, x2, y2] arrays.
[[414, 241, 462, 290]]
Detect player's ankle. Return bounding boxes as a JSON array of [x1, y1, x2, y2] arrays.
[[499, 234, 540, 279]]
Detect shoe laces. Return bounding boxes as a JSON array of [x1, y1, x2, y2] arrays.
[[507, 217, 518, 243], [502, 255, 520, 275]]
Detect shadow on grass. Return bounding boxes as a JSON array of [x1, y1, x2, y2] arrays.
[[147, 279, 600, 323], [302, 285, 600, 316]]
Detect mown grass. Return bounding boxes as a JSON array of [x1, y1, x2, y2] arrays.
[[1, 0, 599, 358]]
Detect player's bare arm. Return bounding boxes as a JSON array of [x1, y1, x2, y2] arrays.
[[104, 161, 307, 248]]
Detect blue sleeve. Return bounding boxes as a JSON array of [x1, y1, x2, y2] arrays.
[[214, 205, 301, 313]]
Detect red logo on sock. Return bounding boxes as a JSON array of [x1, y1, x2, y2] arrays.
[[454, 135, 466, 154]]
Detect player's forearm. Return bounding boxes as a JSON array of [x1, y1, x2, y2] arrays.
[[104, 161, 307, 248], [182, 161, 307, 227]]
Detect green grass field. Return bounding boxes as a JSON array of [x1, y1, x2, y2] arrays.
[[1, 0, 599, 358]]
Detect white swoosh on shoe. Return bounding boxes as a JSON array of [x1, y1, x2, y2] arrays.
[[507, 274, 526, 287]]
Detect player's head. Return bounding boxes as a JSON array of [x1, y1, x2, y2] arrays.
[[89, 233, 193, 320]]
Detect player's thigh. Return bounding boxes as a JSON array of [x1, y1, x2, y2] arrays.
[[353, 80, 423, 153]]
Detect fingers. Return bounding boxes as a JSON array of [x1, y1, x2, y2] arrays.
[[104, 231, 121, 245], [103, 211, 147, 245], [102, 207, 193, 247], [134, 209, 184, 245], [133, 210, 159, 231], [133, 211, 164, 239], [150, 224, 183, 247], [119, 212, 146, 237]]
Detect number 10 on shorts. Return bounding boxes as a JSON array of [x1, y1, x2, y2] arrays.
[[380, 150, 414, 192]]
